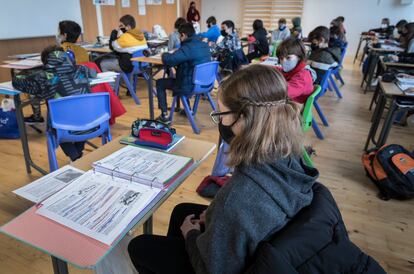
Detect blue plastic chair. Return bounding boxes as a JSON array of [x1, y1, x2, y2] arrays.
[[169, 61, 219, 134], [312, 68, 332, 140], [328, 43, 348, 99], [114, 49, 149, 105], [46, 93, 112, 171]]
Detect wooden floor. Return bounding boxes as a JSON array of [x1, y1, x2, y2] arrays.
[[0, 58, 413, 274]]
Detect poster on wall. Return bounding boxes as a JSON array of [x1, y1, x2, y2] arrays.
[[166, 0, 174, 3], [146, 0, 162, 5], [93, 0, 116, 5], [122, 0, 131, 7]]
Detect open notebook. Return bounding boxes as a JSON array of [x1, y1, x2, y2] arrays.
[[13, 145, 193, 246]]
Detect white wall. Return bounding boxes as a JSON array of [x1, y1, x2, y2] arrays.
[[302, 0, 414, 55], [200, 0, 242, 32], [200, 0, 414, 55]]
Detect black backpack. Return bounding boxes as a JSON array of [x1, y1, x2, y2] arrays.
[[362, 144, 414, 200]]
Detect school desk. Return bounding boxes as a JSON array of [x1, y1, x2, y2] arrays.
[[131, 55, 164, 120], [354, 34, 375, 65], [380, 56, 414, 71], [364, 80, 413, 151], [0, 136, 216, 274], [361, 44, 405, 92]]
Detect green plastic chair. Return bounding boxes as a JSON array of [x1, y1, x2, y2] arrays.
[[302, 85, 321, 167]]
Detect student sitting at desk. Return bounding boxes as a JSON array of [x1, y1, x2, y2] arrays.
[[271, 18, 291, 44], [290, 17, 302, 39], [308, 26, 341, 84], [401, 22, 414, 53], [369, 18, 394, 39], [246, 19, 269, 62], [24, 20, 88, 124], [100, 15, 148, 74], [276, 38, 316, 104], [200, 16, 220, 43], [395, 19, 408, 42], [168, 17, 187, 51], [155, 23, 211, 123], [57, 20, 89, 64]]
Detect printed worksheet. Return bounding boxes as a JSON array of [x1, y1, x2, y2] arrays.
[[36, 171, 161, 245], [13, 165, 84, 203], [93, 146, 192, 186]]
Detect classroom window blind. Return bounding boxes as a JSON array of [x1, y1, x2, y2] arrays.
[[241, 0, 304, 36]]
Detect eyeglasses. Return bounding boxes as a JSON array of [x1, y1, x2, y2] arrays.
[[210, 110, 237, 124]]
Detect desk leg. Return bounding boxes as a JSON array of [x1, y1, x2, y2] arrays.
[[14, 94, 31, 174], [147, 65, 155, 120], [143, 216, 153, 234], [51, 256, 69, 274], [13, 95, 47, 175], [354, 37, 362, 64], [365, 52, 379, 91], [364, 92, 386, 151], [377, 98, 397, 148]]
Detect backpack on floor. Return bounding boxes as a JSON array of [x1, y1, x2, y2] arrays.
[[362, 144, 414, 200]]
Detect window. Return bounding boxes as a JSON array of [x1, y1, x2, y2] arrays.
[[241, 0, 304, 36]]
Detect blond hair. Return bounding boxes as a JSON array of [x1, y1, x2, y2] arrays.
[[219, 65, 303, 167]]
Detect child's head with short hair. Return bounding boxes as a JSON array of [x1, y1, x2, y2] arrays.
[[278, 18, 287, 29], [276, 38, 306, 72], [58, 20, 82, 43], [381, 18, 390, 27], [221, 20, 235, 35], [119, 14, 136, 31], [174, 17, 187, 30], [253, 19, 264, 31], [308, 26, 330, 47], [206, 16, 217, 27], [178, 22, 195, 41], [41, 45, 64, 65], [336, 16, 345, 23]]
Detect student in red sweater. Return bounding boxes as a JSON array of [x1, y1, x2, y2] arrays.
[[276, 38, 316, 104]]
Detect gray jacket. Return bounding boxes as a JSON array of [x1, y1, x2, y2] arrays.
[[186, 156, 319, 274]]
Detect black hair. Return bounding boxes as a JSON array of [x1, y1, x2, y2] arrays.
[[206, 16, 217, 25], [174, 17, 187, 29], [308, 26, 330, 43], [120, 14, 136, 29], [253, 19, 264, 31], [404, 22, 414, 48], [336, 16, 345, 23], [221, 20, 235, 30], [58, 20, 82, 43], [178, 22, 195, 38], [41, 45, 64, 65], [276, 37, 306, 62], [278, 18, 287, 24], [381, 18, 390, 25], [396, 19, 408, 29]]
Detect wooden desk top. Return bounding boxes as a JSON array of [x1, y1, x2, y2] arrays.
[[380, 81, 410, 97], [380, 56, 414, 70], [72, 136, 216, 171], [369, 44, 404, 53], [84, 46, 111, 53], [131, 56, 163, 65]]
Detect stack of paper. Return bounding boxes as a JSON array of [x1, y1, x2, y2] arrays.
[[90, 72, 119, 85], [260, 57, 279, 67], [396, 74, 414, 96]]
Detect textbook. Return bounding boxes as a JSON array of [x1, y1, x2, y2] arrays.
[[29, 145, 193, 245]]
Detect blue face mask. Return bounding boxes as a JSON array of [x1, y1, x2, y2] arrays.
[[279, 24, 286, 31]]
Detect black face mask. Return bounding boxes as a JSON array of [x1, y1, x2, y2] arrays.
[[218, 121, 235, 144], [311, 44, 319, 50], [221, 30, 227, 37], [208, 23, 211, 28], [120, 27, 127, 33]]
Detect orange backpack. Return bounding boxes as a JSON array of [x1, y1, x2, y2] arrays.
[[362, 144, 414, 200]]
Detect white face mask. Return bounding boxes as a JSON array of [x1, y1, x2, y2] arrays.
[[381, 24, 387, 29], [55, 34, 64, 45], [281, 55, 299, 72]]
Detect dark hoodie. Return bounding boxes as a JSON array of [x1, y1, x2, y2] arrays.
[[291, 17, 302, 38], [185, 156, 318, 274]]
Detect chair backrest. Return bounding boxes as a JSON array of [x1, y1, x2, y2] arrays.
[[192, 61, 220, 93], [48, 93, 111, 143], [317, 68, 333, 98], [132, 49, 149, 73], [302, 85, 321, 132]]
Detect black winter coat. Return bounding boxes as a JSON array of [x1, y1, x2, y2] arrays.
[[245, 183, 387, 274]]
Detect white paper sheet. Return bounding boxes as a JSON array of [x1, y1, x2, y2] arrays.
[[93, 146, 192, 187], [9, 59, 42, 68], [37, 171, 161, 245], [13, 166, 84, 203]]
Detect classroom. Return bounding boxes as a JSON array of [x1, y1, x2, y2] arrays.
[[0, 0, 413, 273]]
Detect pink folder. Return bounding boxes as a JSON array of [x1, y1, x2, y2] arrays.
[[1, 206, 110, 269]]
